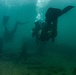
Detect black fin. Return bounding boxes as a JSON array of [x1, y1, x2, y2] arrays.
[[59, 5, 74, 16], [45, 7, 61, 24]]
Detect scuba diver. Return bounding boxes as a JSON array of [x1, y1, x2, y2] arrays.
[[3, 16, 28, 42], [32, 20, 45, 44], [32, 5, 74, 44]]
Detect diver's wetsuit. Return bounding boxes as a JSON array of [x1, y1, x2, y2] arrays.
[[39, 19, 57, 42], [32, 20, 44, 44], [32, 5, 74, 43], [39, 5, 74, 42]]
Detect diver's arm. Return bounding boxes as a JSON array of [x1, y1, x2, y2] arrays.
[[52, 19, 57, 37], [52, 19, 57, 32], [51, 19, 58, 42]]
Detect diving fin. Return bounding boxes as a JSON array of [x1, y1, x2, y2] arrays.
[[59, 5, 74, 16]]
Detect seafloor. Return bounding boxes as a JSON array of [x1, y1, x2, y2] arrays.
[[0, 42, 76, 75]]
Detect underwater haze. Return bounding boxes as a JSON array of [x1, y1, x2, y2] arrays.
[[0, 0, 76, 75]]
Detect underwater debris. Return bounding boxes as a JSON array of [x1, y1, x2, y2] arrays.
[[72, 67, 76, 75], [26, 73, 30, 75], [0, 38, 3, 57], [19, 41, 28, 61], [57, 66, 65, 72], [27, 64, 65, 75], [43, 65, 66, 75], [62, 73, 66, 75], [3, 52, 17, 61], [47, 71, 52, 75], [37, 71, 42, 75], [21, 72, 28, 75]]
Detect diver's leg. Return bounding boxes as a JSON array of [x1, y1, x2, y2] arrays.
[[16, 21, 28, 25], [59, 5, 74, 16], [3, 16, 9, 33], [10, 21, 28, 38], [3, 16, 9, 26]]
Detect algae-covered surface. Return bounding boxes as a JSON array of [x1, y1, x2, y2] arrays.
[[0, 44, 76, 75]]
